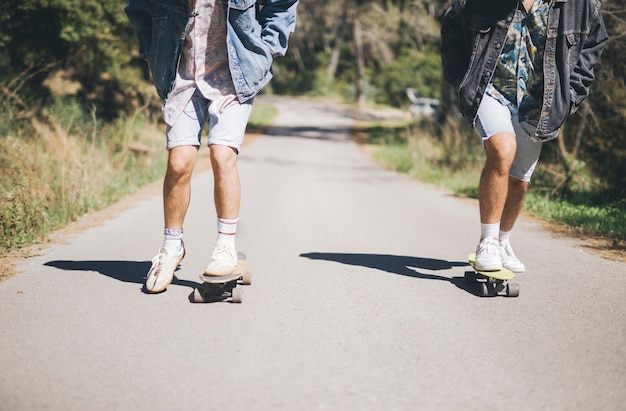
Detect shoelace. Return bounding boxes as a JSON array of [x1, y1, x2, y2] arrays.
[[212, 245, 235, 264], [480, 239, 500, 255], [148, 249, 167, 275], [502, 245, 517, 258]]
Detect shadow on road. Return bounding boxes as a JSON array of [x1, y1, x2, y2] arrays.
[[43, 260, 199, 291], [299, 252, 482, 296], [261, 125, 353, 142]]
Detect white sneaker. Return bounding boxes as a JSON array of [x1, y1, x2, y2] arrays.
[[500, 243, 526, 273], [203, 244, 238, 277], [475, 237, 503, 271], [145, 242, 185, 293]]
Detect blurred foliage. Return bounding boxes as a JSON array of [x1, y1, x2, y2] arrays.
[[576, 0, 626, 199], [0, 0, 624, 218], [0, 0, 152, 120], [371, 47, 442, 107]]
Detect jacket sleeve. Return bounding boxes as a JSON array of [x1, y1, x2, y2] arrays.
[[569, 1, 608, 113], [257, 0, 299, 57], [440, 0, 470, 89], [125, 0, 152, 60]]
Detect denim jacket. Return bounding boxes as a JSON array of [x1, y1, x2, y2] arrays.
[[440, 0, 607, 141], [125, 0, 298, 103]]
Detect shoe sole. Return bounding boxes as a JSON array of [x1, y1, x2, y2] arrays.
[[475, 264, 503, 272]]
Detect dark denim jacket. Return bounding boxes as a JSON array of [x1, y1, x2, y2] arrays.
[[440, 0, 608, 141], [125, 0, 298, 102]]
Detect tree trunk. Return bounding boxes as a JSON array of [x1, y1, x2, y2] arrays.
[[327, 7, 349, 80], [354, 19, 366, 107]]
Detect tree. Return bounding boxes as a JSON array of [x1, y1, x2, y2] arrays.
[[577, 0, 626, 199], [272, 0, 444, 104], [0, 0, 146, 120]]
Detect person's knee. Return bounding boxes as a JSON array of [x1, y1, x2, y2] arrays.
[[485, 133, 516, 174], [210, 145, 238, 173], [167, 147, 196, 180]]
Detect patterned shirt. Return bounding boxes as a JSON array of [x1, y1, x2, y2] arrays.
[[486, 0, 550, 122], [163, 0, 238, 126]]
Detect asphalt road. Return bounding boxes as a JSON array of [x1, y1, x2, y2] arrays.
[[1, 97, 624, 411]]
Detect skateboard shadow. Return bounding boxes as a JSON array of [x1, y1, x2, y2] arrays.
[[44, 260, 199, 292], [299, 252, 480, 295]]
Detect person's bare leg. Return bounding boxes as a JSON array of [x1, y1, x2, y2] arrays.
[[479, 132, 517, 228], [201, 144, 240, 276], [163, 145, 198, 229], [474, 132, 517, 269], [144, 145, 197, 293], [210, 144, 240, 219], [499, 176, 528, 272], [501, 176, 528, 232]]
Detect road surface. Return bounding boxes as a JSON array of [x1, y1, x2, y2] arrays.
[[1, 97, 624, 410]]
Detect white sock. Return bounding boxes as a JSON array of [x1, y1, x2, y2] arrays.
[[163, 227, 183, 253], [499, 230, 512, 247], [480, 222, 500, 241], [216, 217, 237, 248]]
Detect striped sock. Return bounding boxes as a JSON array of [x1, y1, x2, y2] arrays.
[[216, 217, 238, 248], [163, 227, 183, 253]]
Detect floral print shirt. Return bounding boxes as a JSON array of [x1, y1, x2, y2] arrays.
[[486, 0, 550, 122], [163, 0, 238, 126]]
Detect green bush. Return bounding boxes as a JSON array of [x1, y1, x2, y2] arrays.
[[371, 48, 442, 108]]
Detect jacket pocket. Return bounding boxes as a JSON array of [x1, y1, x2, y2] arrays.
[[467, 16, 492, 55], [151, 16, 167, 38], [469, 17, 492, 34], [566, 32, 581, 66]]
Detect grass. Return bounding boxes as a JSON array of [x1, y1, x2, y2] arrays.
[[0, 98, 280, 255], [362, 119, 626, 244], [0, 97, 167, 253], [523, 192, 626, 241], [248, 102, 279, 133], [2, 93, 622, 255]]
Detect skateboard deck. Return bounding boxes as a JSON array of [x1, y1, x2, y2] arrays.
[[191, 252, 251, 304], [466, 253, 519, 297]]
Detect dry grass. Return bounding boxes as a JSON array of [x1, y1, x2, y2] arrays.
[[0, 99, 165, 253], [0, 99, 277, 281]]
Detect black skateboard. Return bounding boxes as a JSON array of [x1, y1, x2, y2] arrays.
[[191, 252, 251, 303]]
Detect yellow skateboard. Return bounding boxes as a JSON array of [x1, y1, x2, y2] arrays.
[[466, 253, 519, 297], [192, 252, 251, 304]]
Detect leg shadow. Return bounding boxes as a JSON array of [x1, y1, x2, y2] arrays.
[[44, 260, 199, 292], [300, 252, 477, 294]]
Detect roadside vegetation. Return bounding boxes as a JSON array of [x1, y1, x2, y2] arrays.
[[0, 92, 165, 252], [1, 0, 625, 254], [355, 119, 626, 246], [247, 103, 279, 134], [0, 89, 276, 253], [286, 1, 626, 250]]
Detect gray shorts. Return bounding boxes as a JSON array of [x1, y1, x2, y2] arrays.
[[475, 94, 543, 182], [166, 91, 253, 153]]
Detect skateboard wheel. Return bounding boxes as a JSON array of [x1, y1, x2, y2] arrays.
[[479, 283, 490, 297], [506, 283, 520, 297], [192, 288, 205, 303], [242, 271, 252, 286], [464, 271, 476, 284], [231, 287, 243, 303]]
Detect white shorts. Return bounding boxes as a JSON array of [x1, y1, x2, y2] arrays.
[[166, 90, 253, 153], [475, 94, 543, 182]]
